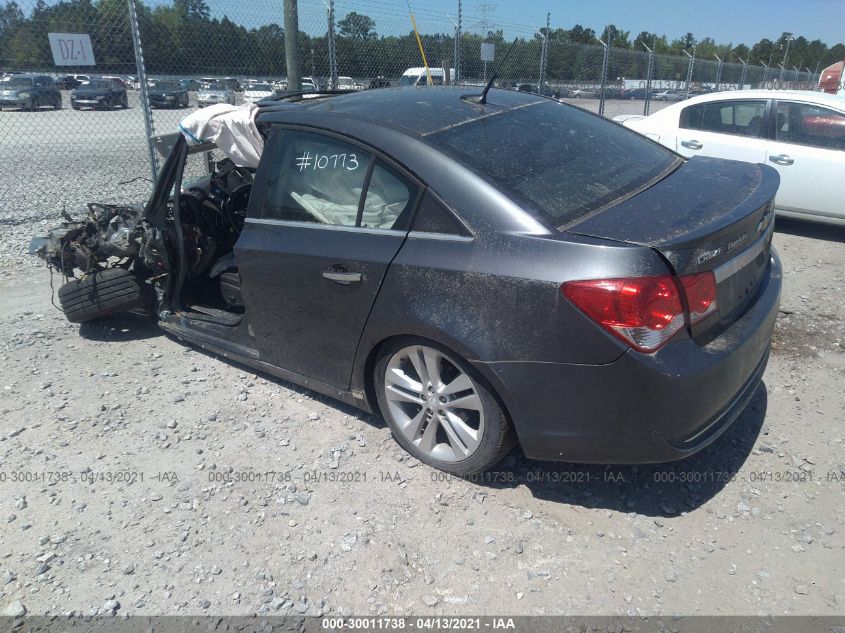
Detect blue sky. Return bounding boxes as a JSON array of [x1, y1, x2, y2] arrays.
[[200, 0, 844, 47]]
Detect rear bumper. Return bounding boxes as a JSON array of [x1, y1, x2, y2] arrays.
[[480, 249, 782, 463]]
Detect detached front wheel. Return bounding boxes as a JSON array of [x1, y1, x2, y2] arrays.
[[58, 268, 148, 323], [375, 340, 515, 475]]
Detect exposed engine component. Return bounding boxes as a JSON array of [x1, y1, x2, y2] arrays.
[[30, 203, 145, 277], [30, 156, 253, 322]]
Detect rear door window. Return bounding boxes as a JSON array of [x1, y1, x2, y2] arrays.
[[680, 100, 767, 138], [774, 101, 845, 151], [360, 162, 419, 230]]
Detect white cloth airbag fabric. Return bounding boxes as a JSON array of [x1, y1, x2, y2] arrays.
[[179, 103, 264, 168]]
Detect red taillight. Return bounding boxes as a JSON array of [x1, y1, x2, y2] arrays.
[[680, 271, 718, 324], [562, 275, 685, 353], [562, 272, 719, 353]]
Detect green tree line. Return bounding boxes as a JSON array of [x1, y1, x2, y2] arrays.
[[1, 0, 843, 82]]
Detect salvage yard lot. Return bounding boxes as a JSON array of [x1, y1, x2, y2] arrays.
[[0, 225, 843, 617], [0, 93, 843, 617]]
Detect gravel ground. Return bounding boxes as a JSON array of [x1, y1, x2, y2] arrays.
[[0, 91, 843, 618]]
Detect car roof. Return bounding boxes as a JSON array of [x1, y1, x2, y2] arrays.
[[257, 86, 547, 137], [680, 89, 845, 108]]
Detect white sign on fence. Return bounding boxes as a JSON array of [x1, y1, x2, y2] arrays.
[[48, 33, 96, 66], [480, 42, 495, 62]]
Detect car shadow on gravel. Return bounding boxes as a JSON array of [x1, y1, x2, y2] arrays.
[[78, 314, 161, 341], [167, 337, 375, 421], [775, 218, 845, 242], [484, 384, 769, 517]]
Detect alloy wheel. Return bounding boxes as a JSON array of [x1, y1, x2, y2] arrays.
[[383, 345, 485, 463]]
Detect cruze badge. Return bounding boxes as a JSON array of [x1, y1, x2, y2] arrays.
[[697, 248, 723, 264]]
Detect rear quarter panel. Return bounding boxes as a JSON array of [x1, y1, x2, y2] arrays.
[[351, 229, 671, 404]]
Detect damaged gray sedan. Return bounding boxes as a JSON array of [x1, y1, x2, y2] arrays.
[[31, 87, 781, 474]]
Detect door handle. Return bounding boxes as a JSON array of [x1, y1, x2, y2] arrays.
[[680, 139, 703, 150], [322, 270, 363, 285], [769, 154, 794, 166]]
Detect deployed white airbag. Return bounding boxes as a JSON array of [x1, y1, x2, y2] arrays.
[[179, 103, 264, 168]]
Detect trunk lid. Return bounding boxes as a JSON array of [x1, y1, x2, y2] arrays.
[[570, 156, 779, 338]]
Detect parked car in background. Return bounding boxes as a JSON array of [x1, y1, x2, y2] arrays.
[[243, 82, 275, 103], [654, 89, 686, 101], [101, 76, 131, 90], [197, 82, 236, 107], [554, 86, 577, 98], [0, 74, 61, 110], [147, 79, 189, 108], [223, 77, 242, 91], [32, 87, 782, 474], [57, 74, 90, 90], [603, 87, 625, 100], [616, 89, 845, 225], [621, 87, 650, 100], [71, 79, 128, 110], [572, 87, 598, 98], [337, 76, 361, 91], [179, 78, 202, 91], [369, 76, 391, 89]]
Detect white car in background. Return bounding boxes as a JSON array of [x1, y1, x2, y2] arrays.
[[243, 82, 275, 103], [196, 81, 236, 108], [616, 90, 845, 225], [337, 76, 361, 91]]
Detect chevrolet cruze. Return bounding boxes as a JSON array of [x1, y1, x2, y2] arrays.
[[32, 87, 782, 474]]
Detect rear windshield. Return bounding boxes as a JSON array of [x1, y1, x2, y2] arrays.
[[149, 80, 177, 90], [426, 100, 679, 228]]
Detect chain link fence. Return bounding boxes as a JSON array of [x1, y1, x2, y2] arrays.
[[0, 0, 823, 220], [0, 0, 154, 224]]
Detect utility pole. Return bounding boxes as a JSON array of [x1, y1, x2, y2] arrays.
[[713, 53, 722, 91], [781, 35, 793, 72], [126, 0, 157, 179], [643, 42, 654, 115], [284, 0, 301, 91], [327, 0, 337, 89], [538, 12, 549, 93], [455, 0, 462, 84], [683, 48, 695, 98], [476, 3, 495, 81]]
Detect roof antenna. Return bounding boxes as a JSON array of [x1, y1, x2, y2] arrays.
[[467, 38, 518, 104]]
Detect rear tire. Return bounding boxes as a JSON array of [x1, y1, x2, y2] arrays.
[[58, 268, 147, 324], [374, 338, 515, 475]]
